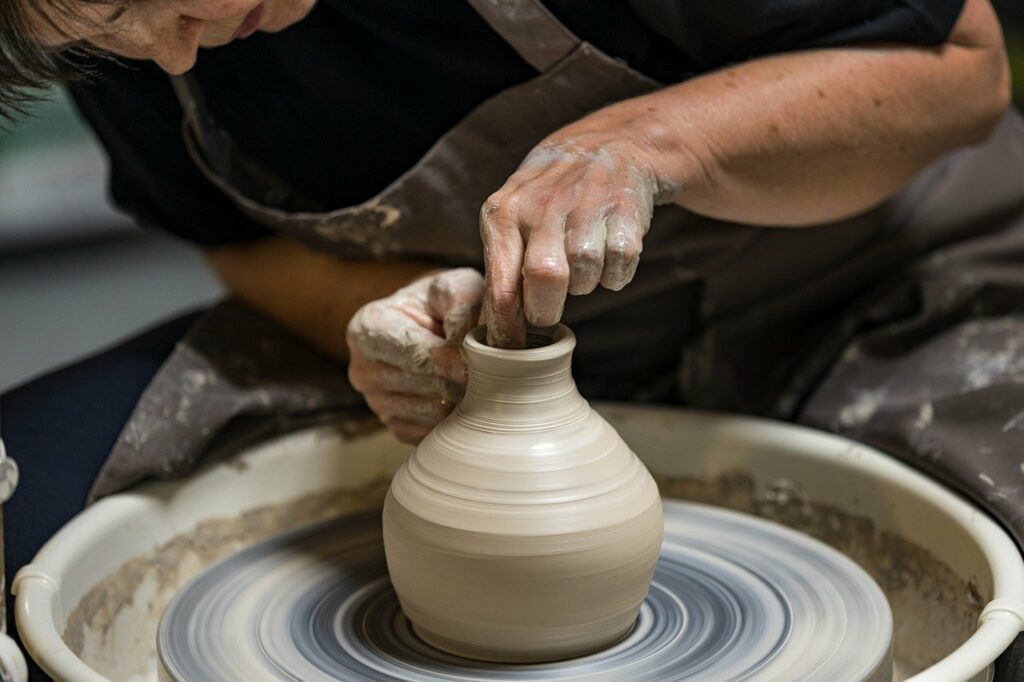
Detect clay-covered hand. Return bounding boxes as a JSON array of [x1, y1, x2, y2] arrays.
[[346, 268, 484, 443], [480, 117, 676, 348]]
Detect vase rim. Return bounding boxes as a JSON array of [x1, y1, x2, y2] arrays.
[[464, 324, 576, 361]]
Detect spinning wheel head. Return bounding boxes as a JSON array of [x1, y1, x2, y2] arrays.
[[158, 503, 892, 681]]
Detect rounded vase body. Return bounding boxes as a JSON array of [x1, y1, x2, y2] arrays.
[[382, 324, 663, 663]]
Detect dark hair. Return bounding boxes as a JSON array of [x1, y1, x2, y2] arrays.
[[0, 0, 112, 122]]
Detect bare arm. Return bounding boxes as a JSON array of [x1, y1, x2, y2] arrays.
[[482, 0, 1012, 345], [204, 237, 434, 361], [643, 0, 1012, 224]]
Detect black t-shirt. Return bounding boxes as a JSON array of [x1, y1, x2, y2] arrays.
[[68, 0, 965, 246]]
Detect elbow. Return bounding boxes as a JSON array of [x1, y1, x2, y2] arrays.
[[986, 49, 1013, 133], [963, 47, 1012, 144], [947, 0, 1014, 145]]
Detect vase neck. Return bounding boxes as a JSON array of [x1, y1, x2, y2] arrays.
[[458, 325, 586, 428]]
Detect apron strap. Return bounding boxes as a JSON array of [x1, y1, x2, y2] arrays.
[[465, 0, 581, 72], [169, 73, 322, 212], [170, 73, 219, 153]]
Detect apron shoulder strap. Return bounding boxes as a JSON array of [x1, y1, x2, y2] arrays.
[[170, 72, 219, 152], [169, 73, 197, 119], [465, 0, 581, 72], [168, 72, 322, 212]]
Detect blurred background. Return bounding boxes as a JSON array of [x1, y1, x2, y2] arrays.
[[1, 4, 1022, 392], [0, 97, 222, 391]]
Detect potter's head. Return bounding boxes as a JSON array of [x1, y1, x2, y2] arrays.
[[0, 0, 315, 114]]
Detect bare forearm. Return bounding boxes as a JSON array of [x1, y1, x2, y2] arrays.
[[587, 0, 1011, 226], [204, 237, 434, 360]]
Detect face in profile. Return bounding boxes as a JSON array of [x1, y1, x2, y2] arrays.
[[34, 0, 317, 74]]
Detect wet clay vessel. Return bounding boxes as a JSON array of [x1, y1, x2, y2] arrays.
[[382, 324, 664, 663]]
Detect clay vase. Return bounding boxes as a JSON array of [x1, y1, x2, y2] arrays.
[[382, 324, 663, 663]]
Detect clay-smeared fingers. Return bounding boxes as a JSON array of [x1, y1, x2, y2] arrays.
[[348, 353, 460, 398], [345, 269, 484, 442], [363, 391, 454, 427], [481, 130, 665, 340], [442, 301, 482, 346], [429, 344, 470, 387], [522, 217, 570, 327], [480, 198, 527, 349], [426, 268, 484, 343], [564, 198, 611, 296], [347, 300, 445, 375], [600, 206, 647, 291], [385, 418, 434, 445]]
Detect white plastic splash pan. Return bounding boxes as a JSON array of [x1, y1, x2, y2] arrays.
[[14, 405, 1024, 681]]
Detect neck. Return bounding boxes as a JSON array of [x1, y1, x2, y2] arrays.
[[457, 325, 587, 432]]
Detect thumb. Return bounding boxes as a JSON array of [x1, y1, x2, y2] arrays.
[[430, 344, 469, 385], [427, 268, 485, 340]]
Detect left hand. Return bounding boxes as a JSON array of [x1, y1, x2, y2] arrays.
[[480, 114, 675, 348], [346, 268, 484, 443]]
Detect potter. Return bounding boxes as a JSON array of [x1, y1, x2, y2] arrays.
[[3, 0, 1024, 678], [382, 325, 663, 662]]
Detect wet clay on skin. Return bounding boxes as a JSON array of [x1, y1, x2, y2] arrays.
[[382, 324, 664, 662]]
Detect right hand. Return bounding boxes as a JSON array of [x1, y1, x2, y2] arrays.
[[346, 268, 484, 443], [479, 125, 670, 348]]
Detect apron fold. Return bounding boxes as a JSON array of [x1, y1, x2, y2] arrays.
[[88, 300, 359, 500]]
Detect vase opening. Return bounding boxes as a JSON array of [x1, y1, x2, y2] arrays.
[[467, 324, 573, 355], [525, 331, 554, 349]]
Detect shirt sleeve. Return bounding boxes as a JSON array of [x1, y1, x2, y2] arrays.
[[66, 57, 273, 246], [628, 0, 966, 70]]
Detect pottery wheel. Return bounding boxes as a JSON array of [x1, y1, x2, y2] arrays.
[[157, 501, 893, 681]]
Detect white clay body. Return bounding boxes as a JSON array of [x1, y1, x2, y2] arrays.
[[382, 325, 663, 662]]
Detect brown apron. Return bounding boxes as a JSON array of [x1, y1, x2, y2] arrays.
[[91, 0, 1024, 674]]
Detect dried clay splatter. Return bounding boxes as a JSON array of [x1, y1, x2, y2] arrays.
[[63, 481, 391, 682], [657, 472, 985, 680], [62, 471, 982, 682]]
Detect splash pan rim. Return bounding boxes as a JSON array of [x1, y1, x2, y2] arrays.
[[14, 404, 1024, 682]]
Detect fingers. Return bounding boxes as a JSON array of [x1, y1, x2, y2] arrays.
[[565, 193, 611, 296], [346, 270, 479, 444], [362, 391, 454, 444], [533, 191, 648, 300], [482, 137, 659, 338], [430, 344, 470, 386], [443, 301, 482, 344], [386, 419, 434, 445], [348, 352, 462, 399], [522, 218, 570, 327], [353, 353, 457, 442], [362, 391, 454, 426], [426, 268, 485, 342], [480, 199, 527, 349], [348, 324, 463, 444], [600, 208, 645, 291], [347, 299, 444, 374]]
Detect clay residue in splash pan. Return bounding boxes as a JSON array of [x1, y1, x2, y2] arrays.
[[63, 472, 982, 681], [657, 472, 986, 679], [63, 481, 391, 682]]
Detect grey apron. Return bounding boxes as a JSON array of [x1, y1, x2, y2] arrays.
[[92, 0, 1024, 674]]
